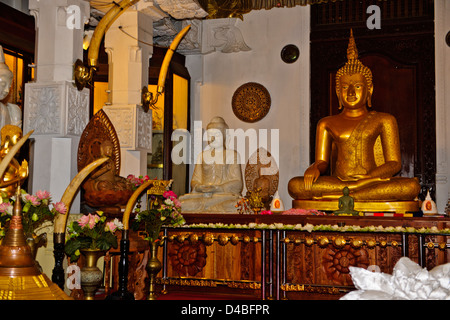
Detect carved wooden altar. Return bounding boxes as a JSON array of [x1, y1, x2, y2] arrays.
[[150, 214, 449, 300]]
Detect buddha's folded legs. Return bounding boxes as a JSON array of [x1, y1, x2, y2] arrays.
[[288, 176, 348, 200], [348, 177, 421, 201], [288, 176, 420, 201]]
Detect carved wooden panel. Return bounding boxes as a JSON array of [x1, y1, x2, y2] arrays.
[[284, 232, 402, 288], [77, 109, 121, 173], [168, 240, 207, 276], [162, 230, 262, 283]]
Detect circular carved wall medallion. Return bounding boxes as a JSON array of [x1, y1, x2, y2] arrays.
[[232, 82, 271, 123]]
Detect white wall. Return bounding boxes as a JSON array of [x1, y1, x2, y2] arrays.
[[435, 1, 450, 213], [186, 6, 311, 210]]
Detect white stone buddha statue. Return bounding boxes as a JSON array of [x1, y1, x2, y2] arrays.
[[179, 117, 243, 213], [0, 46, 22, 129]]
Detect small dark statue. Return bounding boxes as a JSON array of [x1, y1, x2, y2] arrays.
[[333, 187, 359, 216]]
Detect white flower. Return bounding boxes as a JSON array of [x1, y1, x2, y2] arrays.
[[20, 192, 29, 202], [113, 218, 124, 230], [164, 198, 174, 206], [303, 224, 314, 233]]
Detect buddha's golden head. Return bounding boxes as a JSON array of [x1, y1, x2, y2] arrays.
[[336, 30, 373, 109]]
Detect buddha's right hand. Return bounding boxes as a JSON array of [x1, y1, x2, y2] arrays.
[[303, 165, 321, 191]]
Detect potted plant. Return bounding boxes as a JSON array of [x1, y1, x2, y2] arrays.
[[0, 189, 67, 258]]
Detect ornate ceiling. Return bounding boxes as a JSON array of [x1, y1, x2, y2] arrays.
[[86, 0, 336, 55]]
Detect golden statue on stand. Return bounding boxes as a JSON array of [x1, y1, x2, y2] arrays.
[[0, 125, 28, 197], [288, 30, 420, 213]]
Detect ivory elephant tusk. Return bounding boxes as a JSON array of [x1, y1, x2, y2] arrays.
[[53, 157, 109, 234], [87, 0, 140, 68], [0, 130, 33, 180], [156, 24, 191, 94], [122, 180, 155, 231]]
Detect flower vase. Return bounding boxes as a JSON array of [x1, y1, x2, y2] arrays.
[[146, 241, 162, 300], [80, 249, 105, 300]]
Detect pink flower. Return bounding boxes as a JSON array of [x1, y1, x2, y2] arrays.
[[78, 213, 100, 229], [0, 202, 12, 215], [88, 214, 100, 229], [260, 210, 273, 215], [173, 198, 181, 208], [105, 221, 117, 232], [78, 214, 90, 228], [163, 190, 177, 199], [53, 202, 67, 215], [25, 194, 40, 206], [35, 190, 51, 200]]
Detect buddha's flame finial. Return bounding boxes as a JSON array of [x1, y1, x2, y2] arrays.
[[347, 29, 358, 61]]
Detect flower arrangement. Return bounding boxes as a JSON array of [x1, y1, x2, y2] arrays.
[[127, 174, 150, 190], [132, 190, 185, 242], [0, 189, 67, 240], [64, 211, 123, 262], [282, 208, 325, 215], [236, 198, 252, 214], [174, 222, 450, 235]]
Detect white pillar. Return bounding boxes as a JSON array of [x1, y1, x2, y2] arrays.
[[24, 0, 90, 212], [102, 4, 165, 178], [435, 1, 450, 213]]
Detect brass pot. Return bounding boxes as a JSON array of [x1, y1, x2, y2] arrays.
[[146, 241, 162, 300], [80, 249, 105, 300]]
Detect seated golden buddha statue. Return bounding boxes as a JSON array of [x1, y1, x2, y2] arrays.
[[0, 125, 28, 197], [288, 31, 420, 213]]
